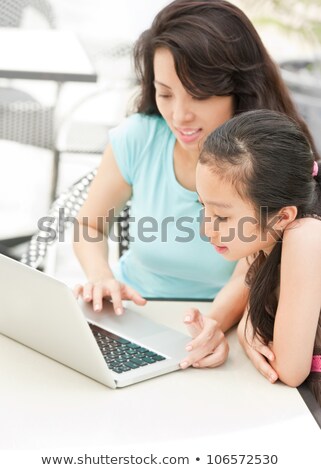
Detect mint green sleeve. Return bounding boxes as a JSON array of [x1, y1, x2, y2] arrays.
[[108, 113, 152, 185]]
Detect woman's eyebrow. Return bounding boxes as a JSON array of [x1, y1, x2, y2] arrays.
[[153, 80, 172, 89]]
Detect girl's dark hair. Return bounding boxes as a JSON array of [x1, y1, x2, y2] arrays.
[[199, 109, 321, 344], [133, 0, 319, 159]]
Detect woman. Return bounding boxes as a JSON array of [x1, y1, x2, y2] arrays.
[[73, 0, 318, 370]]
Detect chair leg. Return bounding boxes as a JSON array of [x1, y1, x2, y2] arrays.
[[50, 148, 60, 203], [0, 242, 25, 261], [0, 235, 32, 247]]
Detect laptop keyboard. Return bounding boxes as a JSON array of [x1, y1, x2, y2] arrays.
[[89, 323, 166, 374]]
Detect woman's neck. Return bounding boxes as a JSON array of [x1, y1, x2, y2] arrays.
[[173, 141, 200, 191], [175, 141, 200, 164]]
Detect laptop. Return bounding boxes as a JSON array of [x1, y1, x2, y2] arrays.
[[0, 254, 190, 388]]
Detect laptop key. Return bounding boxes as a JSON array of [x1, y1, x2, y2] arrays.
[[126, 348, 137, 354], [119, 365, 131, 372], [137, 347, 149, 353], [115, 338, 130, 345], [114, 357, 128, 363], [136, 352, 148, 359], [127, 343, 140, 349], [153, 355, 166, 361], [143, 357, 157, 364], [126, 361, 140, 369], [145, 351, 158, 357], [130, 358, 148, 366]]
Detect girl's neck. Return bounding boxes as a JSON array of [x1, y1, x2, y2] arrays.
[[262, 237, 282, 257]]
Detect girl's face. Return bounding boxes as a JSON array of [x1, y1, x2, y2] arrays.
[[196, 163, 279, 261], [153, 48, 234, 156]]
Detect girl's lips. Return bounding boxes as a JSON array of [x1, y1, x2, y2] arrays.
[[176, 128, 202, 144]]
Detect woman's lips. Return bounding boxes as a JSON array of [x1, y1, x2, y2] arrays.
[[176, 128, 202, 144], [212, 243, 228, 254]]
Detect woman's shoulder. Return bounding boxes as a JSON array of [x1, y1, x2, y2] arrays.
[[110, 113, 170, 151], [108, 113, 171, 185], [109, 113, 172, 153], [119, 112, 168, 135]]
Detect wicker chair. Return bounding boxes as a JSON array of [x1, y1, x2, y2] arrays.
[[0, 87, 55, 149], [0, 0, 56, 149], [0, 0, 57, 259], [21, 169, 131, 270], [0, 0, 56, 28]]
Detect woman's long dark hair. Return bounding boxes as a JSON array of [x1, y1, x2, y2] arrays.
[[133, 0, 319, 159], [199, 109, 321, 344]]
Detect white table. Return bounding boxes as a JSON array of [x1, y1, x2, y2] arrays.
[[0, 29, 97, 83], [0, 299, 320, 467]]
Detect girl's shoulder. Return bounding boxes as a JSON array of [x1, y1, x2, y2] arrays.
[[283, 216, 321, 250], [286, 215, 321, 230], [301, 213, 321, 222]]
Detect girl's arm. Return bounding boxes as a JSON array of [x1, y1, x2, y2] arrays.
[[73, 144, 146, 314], [238, 219, 321, 386], [269, 218, 321, 387], [181, 258, 250, 369], [237, 307, 278, 383]]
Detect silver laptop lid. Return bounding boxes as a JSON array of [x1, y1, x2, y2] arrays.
[[0, 255, 116, 388]]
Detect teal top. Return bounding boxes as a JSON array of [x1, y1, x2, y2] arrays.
[[109, 113, 236, 298]]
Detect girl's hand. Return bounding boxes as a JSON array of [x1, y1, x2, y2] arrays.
[[180, 308, 229, 369], [73, 278, 147, 315], [237, 314, 278, 384]]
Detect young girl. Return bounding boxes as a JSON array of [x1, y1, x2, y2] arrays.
[[197, 109, 321, 404], [73, 0, 319, 371]]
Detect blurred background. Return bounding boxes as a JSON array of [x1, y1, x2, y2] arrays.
[[1, 0, 320, 281]]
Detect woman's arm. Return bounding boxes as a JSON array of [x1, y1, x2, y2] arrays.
[[269, 218, 321, 387], [208, 257, 250, 331], [73, 144, 146, 314]]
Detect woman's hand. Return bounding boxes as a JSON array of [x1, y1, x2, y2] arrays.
[[180, 308, 229, 369], [73, 277, 147, 315], [237, 313, 278, 384]]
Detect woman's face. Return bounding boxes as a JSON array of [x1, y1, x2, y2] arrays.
[[153, 48, 234, 156]]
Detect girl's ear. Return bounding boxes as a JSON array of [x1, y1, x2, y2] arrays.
[[274, 206, 298, 230]]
